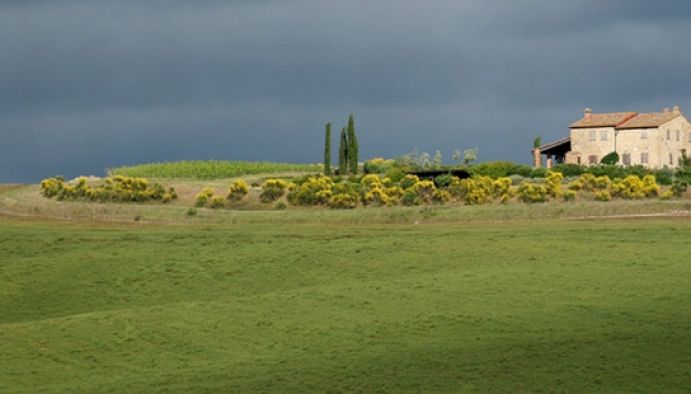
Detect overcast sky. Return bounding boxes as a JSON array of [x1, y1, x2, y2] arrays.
[[2, 0, 690, 182]]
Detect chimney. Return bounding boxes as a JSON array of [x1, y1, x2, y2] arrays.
[[663, 107, 670, 113], [584, 107, 592, 120], [673, 105, 681, 114]]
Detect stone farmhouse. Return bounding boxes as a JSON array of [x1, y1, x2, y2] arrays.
[[534, 106, 691, 169]]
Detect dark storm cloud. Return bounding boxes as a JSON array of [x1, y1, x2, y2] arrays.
[[2, 0, 691, 182]]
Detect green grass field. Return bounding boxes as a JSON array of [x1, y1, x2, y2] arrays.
[[108, 160, 322, 179], [1, 213, 690, 393]]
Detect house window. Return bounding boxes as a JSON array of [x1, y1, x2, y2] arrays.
[[622, 153, 631, 166], [667, 129, 671, 140], [669, 153, 674, 166], [589, 130, 596, 141], [600, 130, 608, 141], [588, 155, 598, 165], [641, 152, 649, 164], [676, 130, 680, 141], [641, 130, 648, 139], [688, 132, 691, 143]]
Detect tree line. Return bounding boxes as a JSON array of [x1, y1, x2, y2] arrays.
[[324, 114, 359, 175]]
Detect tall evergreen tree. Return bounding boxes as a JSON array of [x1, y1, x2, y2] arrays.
[[323, 123, 332, 176], [346, 114, 359, 174], [338, 126, 349, 175]]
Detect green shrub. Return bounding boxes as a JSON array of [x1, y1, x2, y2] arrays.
[[551, 164, 585, 177], [470, 161, 531, 178], [186, 208, 198, 216], [385, 167, 406, 183], [670, 180, 688, 197], [400, 174, 420, 189], [653, 168, 674, 185], [434, 173, 454, 188], [529, 168, 548, 178], [401, 189, 420, 206], [260, 179, 289, 202], [600, 151, 620, 165], [274, 201, 287, 210], [363, 158, 396, 174]]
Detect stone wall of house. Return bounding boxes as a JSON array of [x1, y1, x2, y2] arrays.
[[569, 126, 616, 165], [616, 116, 691, 168], [568, 115, 691, 168]]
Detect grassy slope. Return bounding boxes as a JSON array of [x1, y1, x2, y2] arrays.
[[1, 216, 690, 392]]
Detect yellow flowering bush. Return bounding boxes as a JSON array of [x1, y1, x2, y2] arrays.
[[660, 190, 674, 200], [642, 175, 660, 197], [493, 177, 513, 197], [563, 190, 576, 201], [227, 179, 249, 201], [594, 175, 611, 190], [568, 179, 584, 191], [410, 180, 436, 203], [288, 175, 334, 205], [327, 193, 358, 209], [517, 183, 548, 203], [40, 177, 64, 198], [595, 190, 611, 201], [360, 174, 383, 190], [579, 173, 597, 191], [209, 196, 226, 209], [362, 187, 391, 206], [610, 175, 659, 200], [545, 171, 564, 197], [462, 176, 494, 205], [432, 189, 451, 204], [260, 178, 289, 202], [40, 175, 175, 204]]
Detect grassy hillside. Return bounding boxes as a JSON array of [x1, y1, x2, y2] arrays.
[[1, 216, 690, 392], [108, 160, 322, 179]]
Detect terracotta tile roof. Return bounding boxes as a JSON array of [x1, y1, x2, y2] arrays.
[[616, 112, 681, 129], [570, 112, 637, 128]]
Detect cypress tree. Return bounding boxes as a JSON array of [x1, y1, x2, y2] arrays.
[[323, 123, 332, 176], [346, 114, 359, 174], [338, 126, 349, 175]]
